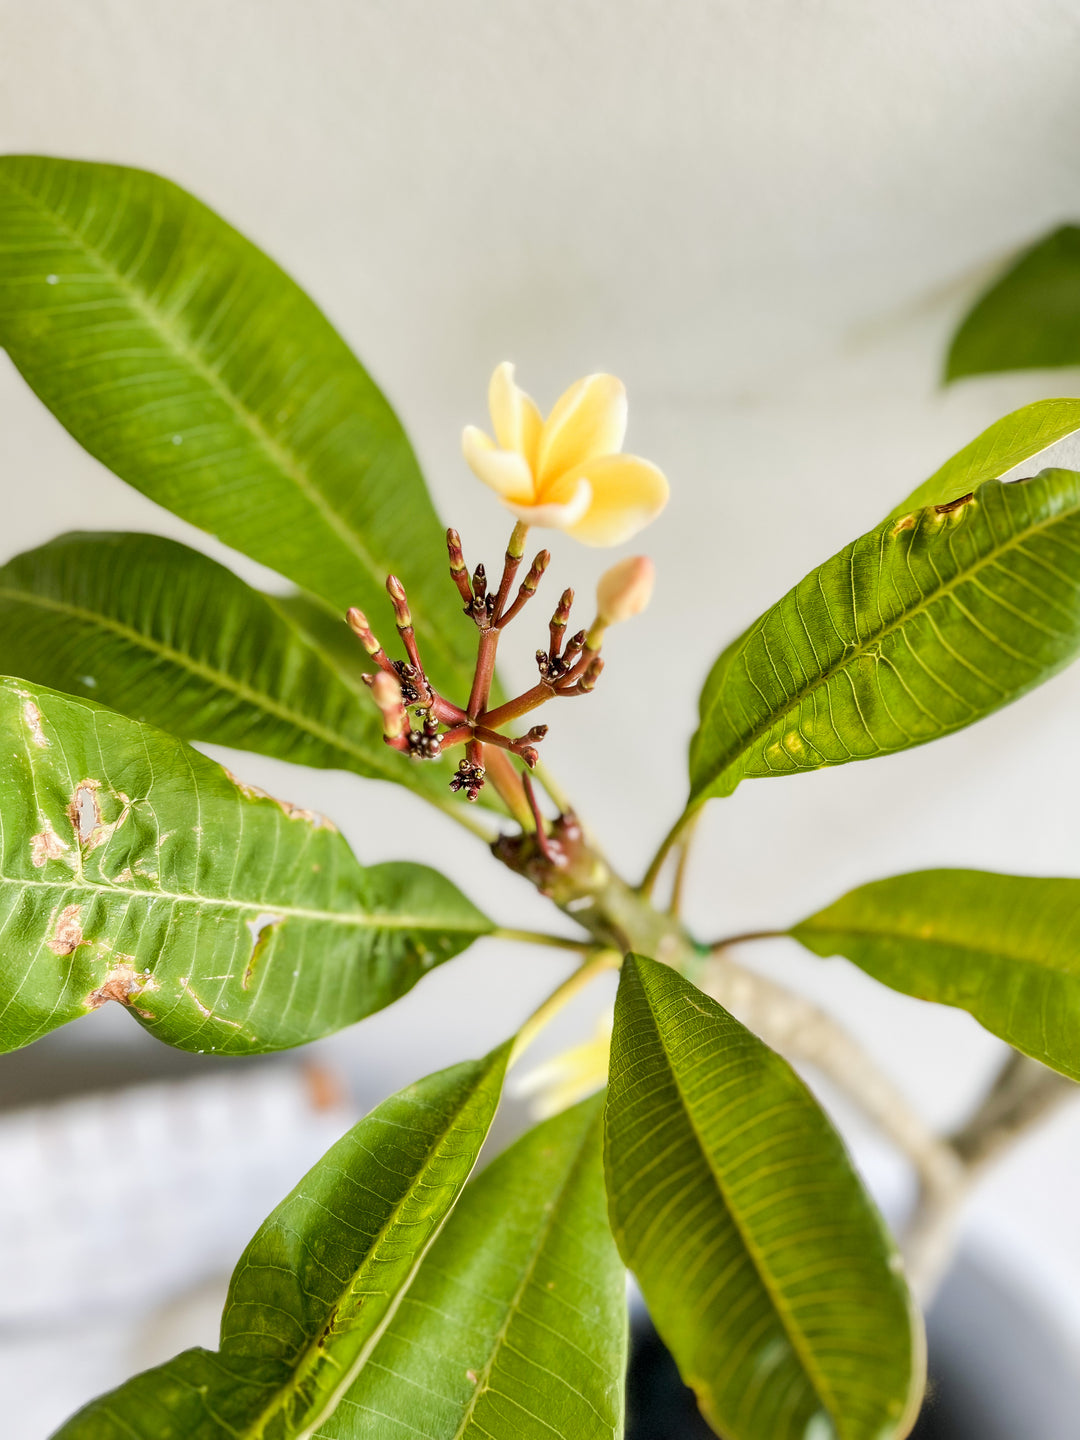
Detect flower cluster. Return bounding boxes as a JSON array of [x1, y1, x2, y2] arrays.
[[348, 365, 667, 836]]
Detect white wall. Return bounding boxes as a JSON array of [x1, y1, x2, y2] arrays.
[[3, 0, 1080, 1384]]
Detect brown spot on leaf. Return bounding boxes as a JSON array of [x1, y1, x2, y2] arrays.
[[934, 491, 975, 515], [31, 824, 68, 868], [243, 912, 283, 989], [22, 699, 49, 748], [223, 770, 337, 829], [49, 904, 84, 956], [68, 781, 102, 843], [85, 961, 157, 1010], [178, 975, 242, 1028], [67, 780, 131, 851], [890, 513, 917, 536]]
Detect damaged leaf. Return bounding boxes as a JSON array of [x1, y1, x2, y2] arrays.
[[0, 677, 492, 1054], [0, 531, 494, 811], [689, 469, 1080, 806]]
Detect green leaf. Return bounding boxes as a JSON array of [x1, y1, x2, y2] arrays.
[[885, 399, 1080, 519], [605, 955, 922, 1440], [0, 531, 475, 812], [790, 869, 1080, 1082], [322, 1094, 627, 1440], [946, 226, 1080, 381], [0, 154, 471, 696], [0, 675, 491, 1054], [689, 469, 1080, 806], [52, 1047, 510, 1439]]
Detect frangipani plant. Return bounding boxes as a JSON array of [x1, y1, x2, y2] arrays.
[[1, 155, 1079, 1440]]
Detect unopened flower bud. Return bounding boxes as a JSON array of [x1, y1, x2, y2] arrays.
[[347, 607, 382, 658], [596, 555, 655, 625], [371, 671, 407, 740], [385, 574, 412, 628]]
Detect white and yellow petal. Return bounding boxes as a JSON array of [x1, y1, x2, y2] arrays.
[[461, 424, 535, 504], [505, 476, 593, 532], [535, 373, 627, 490], [488, 362, 543, 467], [558, 453, 669, 546]]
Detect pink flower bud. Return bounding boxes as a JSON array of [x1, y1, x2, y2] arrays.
[[595, 555, 655, 625], [371, 672, 407, 739]]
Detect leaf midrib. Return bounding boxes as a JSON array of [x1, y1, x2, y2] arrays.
[[449, 1110, 602, 1440], [638, 980, 844, 1433], [236, 1058, 502, 1440], [0, 872, 486, 937], [0, 164, 452, 662], [695, 488, 1080, 798], [794, 918, 1080, 977]]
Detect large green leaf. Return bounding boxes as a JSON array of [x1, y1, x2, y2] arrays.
[[0, 154, 470, 695], [605, 956, 922, 1440], [53, 1047, 510, 1440], [689, 469, 1080, 806], [885, 399, 1080, 518], [0, 676, 490, 1054], [0, 530, 470, 811], [323, 1094, 627, 1440], [790, 869, 1080, 1082], [946, 225, 1080, 381]]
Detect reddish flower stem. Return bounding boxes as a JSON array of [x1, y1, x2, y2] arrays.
[[466, 521, 530, 719], [492, 521, 529, 623], [481, 744, 535, 830], [446, 528, 474, 606], [496, 549, 551, 629], [430, 694, 469, 725], [479, 682, 554, 729], [522, 772, 564, 866]]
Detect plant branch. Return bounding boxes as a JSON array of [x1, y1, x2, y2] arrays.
[[639, 804, 701, 898], [481, 744, 535, 830], [950, 1051, 1077, 1168], [492, 926, 598, 953], [509, 948, 622, 1066], [903, 1050, 1079, 1301], [666, 809, 702, 917]]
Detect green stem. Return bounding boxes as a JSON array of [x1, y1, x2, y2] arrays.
[[667, 808, 703, 917], [707, 928, 787, 952], [510, 949, 622, 1066], [429, 793, 500, 842], [639, 803, 701, 897], [492, 926, 597, 953], [533, 761, 573, 816]]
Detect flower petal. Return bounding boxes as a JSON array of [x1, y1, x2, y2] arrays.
[[558, 454, 669, 546], [536, 373, 627, 489], [505, 476, 593, 532], [462, 424, 535, 503], [488, 362, 543, 467]]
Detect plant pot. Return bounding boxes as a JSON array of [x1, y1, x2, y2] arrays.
[[626, 1243, 1080, 1439]]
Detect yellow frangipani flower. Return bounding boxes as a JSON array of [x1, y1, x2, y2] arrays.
[[462, 363, 669, 546]]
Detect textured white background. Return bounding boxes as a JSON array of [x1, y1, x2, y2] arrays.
[[3, 0, 1080, 1426]]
